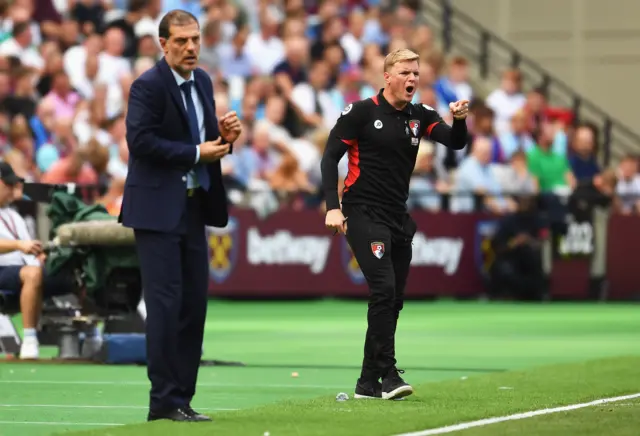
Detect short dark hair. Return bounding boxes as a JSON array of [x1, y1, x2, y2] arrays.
[[12, 21, 29, 38], [158, 9, 199, 39]]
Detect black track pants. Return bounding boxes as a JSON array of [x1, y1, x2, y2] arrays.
[[343, 203, 416, 381]]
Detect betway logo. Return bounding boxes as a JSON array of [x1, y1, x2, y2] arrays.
[[247, 228, 331, 274], [411, 233, 464, 275]]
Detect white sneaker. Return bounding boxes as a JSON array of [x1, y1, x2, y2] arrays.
[[81, 336, 103, 358], [19, 336, 39, 359]]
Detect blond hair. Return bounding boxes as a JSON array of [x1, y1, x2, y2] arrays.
[[384, 48, 419, 72]]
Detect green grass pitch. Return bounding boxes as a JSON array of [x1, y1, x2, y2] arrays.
[[0, 299, 638, 436]]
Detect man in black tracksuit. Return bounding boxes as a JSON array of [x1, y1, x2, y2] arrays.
[[321, 49, 468, 400]]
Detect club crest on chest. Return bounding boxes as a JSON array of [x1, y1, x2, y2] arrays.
[[409, 120, 420, 137], [371, 241, 385, 259]]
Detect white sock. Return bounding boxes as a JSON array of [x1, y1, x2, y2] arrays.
[[23, 328, 37, 339]]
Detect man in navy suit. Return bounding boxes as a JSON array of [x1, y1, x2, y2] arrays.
[[120, 9, 242, 423]]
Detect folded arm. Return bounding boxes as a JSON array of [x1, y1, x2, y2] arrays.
[[125, 79, 198, 168]]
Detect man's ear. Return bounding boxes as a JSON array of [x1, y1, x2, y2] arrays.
[[383, 71, 390, 86], [159, 38, 167, 51]]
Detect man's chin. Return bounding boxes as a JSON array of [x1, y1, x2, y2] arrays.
[[181, 59, 198, 70]]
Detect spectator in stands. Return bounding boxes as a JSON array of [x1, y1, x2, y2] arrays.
[[198, 20, 221, 74], [269, 151, 315, 209], [523, 87, 548, 134], [40, 141, 98, 185], [494, 150, 538, 196], [0, 0, 585, 221], [408, 140, 446, 211], [4, 116, 38, 181], [485, 69, 527, 136], [290, 59, 340, 132], [341, 9, 366, 65], [469, 104, 503, 163], [527, 122, 575, 193], [40, 71, 80, 119], [274, 35, 309, 92], [433, 56, 473, 106], [614, 155, 640, 214], [499, 109, 536, 160], [245, 7, 285, 76], [451, 136, 516, 214], [0, 21, 43, 70], [569, 123, 601, 181]]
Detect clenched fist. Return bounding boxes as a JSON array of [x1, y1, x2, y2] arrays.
[[449, 99, 470, 120]]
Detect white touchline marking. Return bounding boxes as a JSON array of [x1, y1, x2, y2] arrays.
[[0, 421, 123, 426], [394, 393, 640, 436], [0, 380, 344, 389], [0, 404, 237, 411]]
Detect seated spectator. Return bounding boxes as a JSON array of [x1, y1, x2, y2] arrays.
[[527, 122, 575, 194], [290, 59, 341, 132], [485, 69, 527, 136], [4, 116, 39, 181], [269, 151, 315, 209], [245, 9, 285, 76], [217, 25, 253, 80], [499, 110, 536, 160], [494, 150, 538, 196], [433, 56, 473, 105], [569, 123, 600, 181], [273, 35, 309, 96], [614, 155, 640, 215], [451, 136, 516, 214], [40, 145, 99, 185], [40, 71, 80, 119], [470, 105, 503, 163], [408, 140, 446, 211]]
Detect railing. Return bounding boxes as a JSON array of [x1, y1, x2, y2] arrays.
[[422, 0, 640, 167]]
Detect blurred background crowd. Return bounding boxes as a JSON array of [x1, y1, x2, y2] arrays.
[[0, 0, 637, 217]]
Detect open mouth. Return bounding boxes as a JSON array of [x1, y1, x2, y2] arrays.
[[406, 85, 415, 94], [185, 55, 197, 62]]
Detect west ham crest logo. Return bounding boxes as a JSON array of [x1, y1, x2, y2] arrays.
[[409, 120, 420, 137], [371, 242, 385, 259], [207, 217, 239, 284]]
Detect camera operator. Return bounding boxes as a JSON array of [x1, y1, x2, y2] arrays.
[[488, 195, 549, 301]]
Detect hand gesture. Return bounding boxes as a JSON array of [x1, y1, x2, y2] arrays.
[[18, 240, 43, 255], [217, 111, 242, 144], [199, 137, 231, 163], [449, 99, 470, 120], [325, 209, 347, 235]]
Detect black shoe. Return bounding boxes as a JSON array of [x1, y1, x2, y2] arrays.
[[354, 378, 382, 399], [147, 407, 211, 422], [382, 368, 413, 400], [185, 405, 212, 421]]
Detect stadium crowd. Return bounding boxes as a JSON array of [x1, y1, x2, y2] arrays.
[[0, 0, 636, 217]]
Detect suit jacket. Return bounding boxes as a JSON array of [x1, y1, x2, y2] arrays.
[[120, 57, 230, 232]]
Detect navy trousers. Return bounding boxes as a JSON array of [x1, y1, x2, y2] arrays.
[[133, 189, 209, 413]]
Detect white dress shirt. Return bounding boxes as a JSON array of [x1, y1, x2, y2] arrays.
[[170, 68, 205, 189]]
